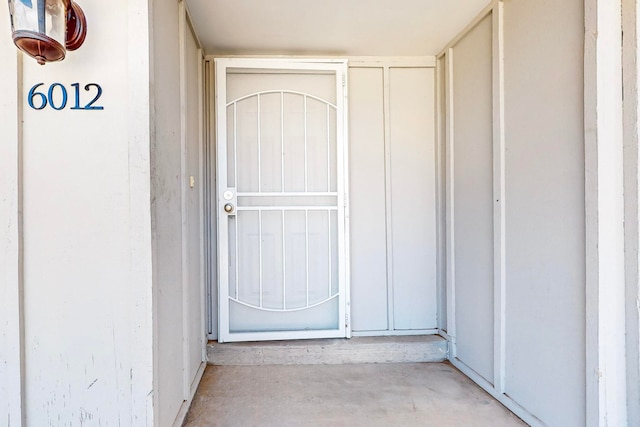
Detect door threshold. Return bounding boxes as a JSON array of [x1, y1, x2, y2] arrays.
[[207, 335, 448, 365]]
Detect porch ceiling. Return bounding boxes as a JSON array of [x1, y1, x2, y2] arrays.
[[185, 0, 491, 56]]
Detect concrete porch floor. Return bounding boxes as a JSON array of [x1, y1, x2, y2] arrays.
[[184, 363, 528, 427]]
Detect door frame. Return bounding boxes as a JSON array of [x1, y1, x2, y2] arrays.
[[214, 58, 351, 342]]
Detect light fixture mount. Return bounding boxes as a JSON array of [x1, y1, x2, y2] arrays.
[[65, 1, 86, 51]]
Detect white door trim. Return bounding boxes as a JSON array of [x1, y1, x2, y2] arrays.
[[214, 58, 350, 342], [622, 1, 640, 425], [584, 0, 628, 425]]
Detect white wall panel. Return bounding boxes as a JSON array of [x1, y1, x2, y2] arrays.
[[15, 1, 154, 425], [348, 67, 389, 332], [443, 2, 586, 425], [346, 65, 438, 333], [503, 1, 585, 425], [185, 22, 204, 394], [152, 0, 186, 425], [437, 57, 448, 333], [389, 68, 437, 330], [451, 15, 495, 383], [0, 8, 22, 424]]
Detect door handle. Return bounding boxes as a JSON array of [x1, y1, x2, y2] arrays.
[[224, 203, 235, 213]]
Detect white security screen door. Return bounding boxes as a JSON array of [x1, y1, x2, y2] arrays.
[[215, 59, 349, 342]]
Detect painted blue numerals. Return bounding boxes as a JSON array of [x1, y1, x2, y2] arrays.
[[83, 84, 103, 110], [48, 83, 67, 110], [28, 82, 104, 111], [28, 83, 47, 110]]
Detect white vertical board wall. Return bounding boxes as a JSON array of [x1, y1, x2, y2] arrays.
[[450, 15, 495, 383], [503, 1, 585, 426], [435, 57, 448, 333], [0, 9, 23, 424], [389, 68, 437, 330], [183, 17, 206, 403], [6, 0, 155, 424], [440, 1, 586, 426], [152, 0, 185, 422], [349, 63, 437, 334], [153, 3, 205, 426], [348, 68, 389, 331], [23, 7, 137, 419]]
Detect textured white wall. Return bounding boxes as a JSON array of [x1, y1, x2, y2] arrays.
[[444, 1, 587, 425], [388, 67, 437, 331], [0, 8, 23, 425], [0, 0, 204, 424], [347, 63, 438, 334], [503, 1, 585, 425], [450, 14, 495, 384], [0, 0, 155, 425], [152, 2, 205, 426], [184, 18, 205, 404], [151, 0, 186, 423], [441, 0, 586, 426], [348, 67, 388, 332]]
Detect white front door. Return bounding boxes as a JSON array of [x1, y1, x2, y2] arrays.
[[215, 59, 349, 342]]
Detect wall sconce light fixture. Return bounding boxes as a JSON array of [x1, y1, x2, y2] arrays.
[[7, 0, 87, 65]]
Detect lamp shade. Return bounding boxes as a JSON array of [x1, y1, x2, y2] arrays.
[[8, 0, 86, 65]]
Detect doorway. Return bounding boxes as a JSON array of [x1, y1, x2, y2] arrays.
[[215, 59, 350, 342]]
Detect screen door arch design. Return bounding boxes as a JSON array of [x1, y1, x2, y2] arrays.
[[215, 59, 349, 342]]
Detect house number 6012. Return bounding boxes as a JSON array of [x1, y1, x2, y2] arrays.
[[28, 83, 104, 111]]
